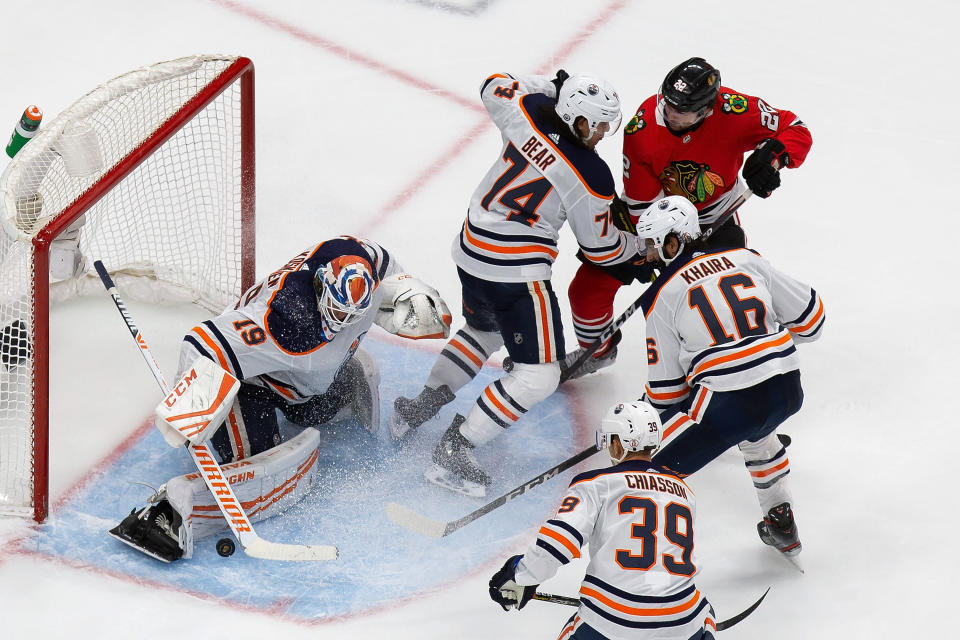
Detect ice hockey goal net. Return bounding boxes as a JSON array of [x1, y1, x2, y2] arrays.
[[0, 55, 256, 522]]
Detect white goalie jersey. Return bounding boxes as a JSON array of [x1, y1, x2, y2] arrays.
[[451, 73, 636, 283], [641, 247, 825, 409], [178, 236, 402, 402], [514, 459, 715, 640]]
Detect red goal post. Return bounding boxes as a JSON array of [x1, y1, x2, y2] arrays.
[[0, 55, 256, 522]]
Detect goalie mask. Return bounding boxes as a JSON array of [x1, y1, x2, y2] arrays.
[[635, 196, 701, 265], [314, 255, 375, 333], [555, 73, 622, 141], [596, 401, 662, 464]]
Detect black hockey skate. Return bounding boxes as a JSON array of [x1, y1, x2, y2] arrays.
[[391, 384, 455, 439], [560, 330, 622, 381], [108, 491, 184, 563], [425, 414, 491, 498], [757, 502, 801, 557]]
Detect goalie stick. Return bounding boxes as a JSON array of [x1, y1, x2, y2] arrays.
[[557, 189, 755, 383], [385, 445, 599, 538], [94, 260, 338, 562], [533, 586, 771, 632]]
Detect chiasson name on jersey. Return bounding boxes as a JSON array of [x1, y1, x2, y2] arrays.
[[625, 473, 687, 498], [680, 254, 737, 285]]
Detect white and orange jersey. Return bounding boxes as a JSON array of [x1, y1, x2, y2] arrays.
[[452, 73, 636, 283], [178, 236, 401, 403], [640, 247, 825, 409], [515, 459, 714, 640]]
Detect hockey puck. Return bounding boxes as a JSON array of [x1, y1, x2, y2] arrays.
[[216, 537, 236, 557]]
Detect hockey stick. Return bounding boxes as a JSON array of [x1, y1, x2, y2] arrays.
[[385, 445, 599, 538], [559, 189, 755, 383], [533, 586, 770, 632], [94, 260, 338, 562]]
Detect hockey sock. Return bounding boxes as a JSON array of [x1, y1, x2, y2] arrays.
[[425, 326, 502, 393], [459, 361, 560, 446], [739, 430, 794, 515]]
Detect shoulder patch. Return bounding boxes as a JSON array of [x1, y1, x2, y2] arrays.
[[720, 92, 749, 114], [624, 112, 646, 135]]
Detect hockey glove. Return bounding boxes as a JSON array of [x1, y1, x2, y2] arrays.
[[743, 138, 789, 198], [551, 69, 570, 98], [610, 195, 636, 234], [489, 555, 537, 611], [376, 274, 453, 340]]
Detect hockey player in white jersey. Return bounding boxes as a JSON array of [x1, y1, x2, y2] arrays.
[[391, 70, 640, 496], [632, 196, 825, 559], [109, 235, 452, 562], [489, 401, 716, 640]]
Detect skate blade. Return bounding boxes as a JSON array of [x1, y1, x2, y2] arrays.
[[424, 464, 487, 498], [107, 528, 175, 563]]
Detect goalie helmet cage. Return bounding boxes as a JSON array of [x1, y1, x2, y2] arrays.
[[0, 55, 256, 522]]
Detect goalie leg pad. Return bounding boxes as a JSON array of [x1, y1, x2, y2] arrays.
[[164, 427, 322, 558]]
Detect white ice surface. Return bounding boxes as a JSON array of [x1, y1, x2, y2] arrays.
[[1, 0, 957, 637]]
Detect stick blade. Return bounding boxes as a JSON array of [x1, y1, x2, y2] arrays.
[[241, 537, 338, 562], [384, 502, 448, 538]]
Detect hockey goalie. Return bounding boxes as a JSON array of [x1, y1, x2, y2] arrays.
[[109, 235, 452, 562]]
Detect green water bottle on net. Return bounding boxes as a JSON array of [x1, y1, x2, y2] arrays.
[[5, 105, 42, 158]]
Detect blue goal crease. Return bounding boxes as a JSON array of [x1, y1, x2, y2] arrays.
[[27, 336, 582, 621]]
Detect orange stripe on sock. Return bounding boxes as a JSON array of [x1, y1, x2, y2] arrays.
[[750, 458, 790, 478], [450, 338, 483, 367], [485, 387, 519, 422]]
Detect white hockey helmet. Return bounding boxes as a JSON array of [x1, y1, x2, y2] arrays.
[[596, 401, 662, 463], [634, 196, 701, 265], [555, 73, 622, 141], [314, 255, 375, 333]]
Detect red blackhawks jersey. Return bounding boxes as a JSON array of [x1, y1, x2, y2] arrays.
[[622, 87, 812, 226]]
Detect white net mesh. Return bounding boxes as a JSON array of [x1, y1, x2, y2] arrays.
[[0, 55, 253, 519]]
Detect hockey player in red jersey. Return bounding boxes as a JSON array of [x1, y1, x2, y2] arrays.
[[633, 197, 824, 560], [489, 401, 717, 639], [565, 57, 812, 379], [391, 70, 639, 497]]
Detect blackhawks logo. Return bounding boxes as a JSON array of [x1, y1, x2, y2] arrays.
[[659, 161, 725, 203], [721, 92, 748, 114], [624, 110, 646, 135]]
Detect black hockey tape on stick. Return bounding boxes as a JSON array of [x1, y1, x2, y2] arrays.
[[559, 189, 755, 383]]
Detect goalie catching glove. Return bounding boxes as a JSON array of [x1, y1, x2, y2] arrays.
[[154, 356, 240, 448], [375, 273, 452, 339]]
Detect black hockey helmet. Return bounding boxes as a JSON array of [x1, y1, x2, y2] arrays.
[[660, 57, 721, 113]]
